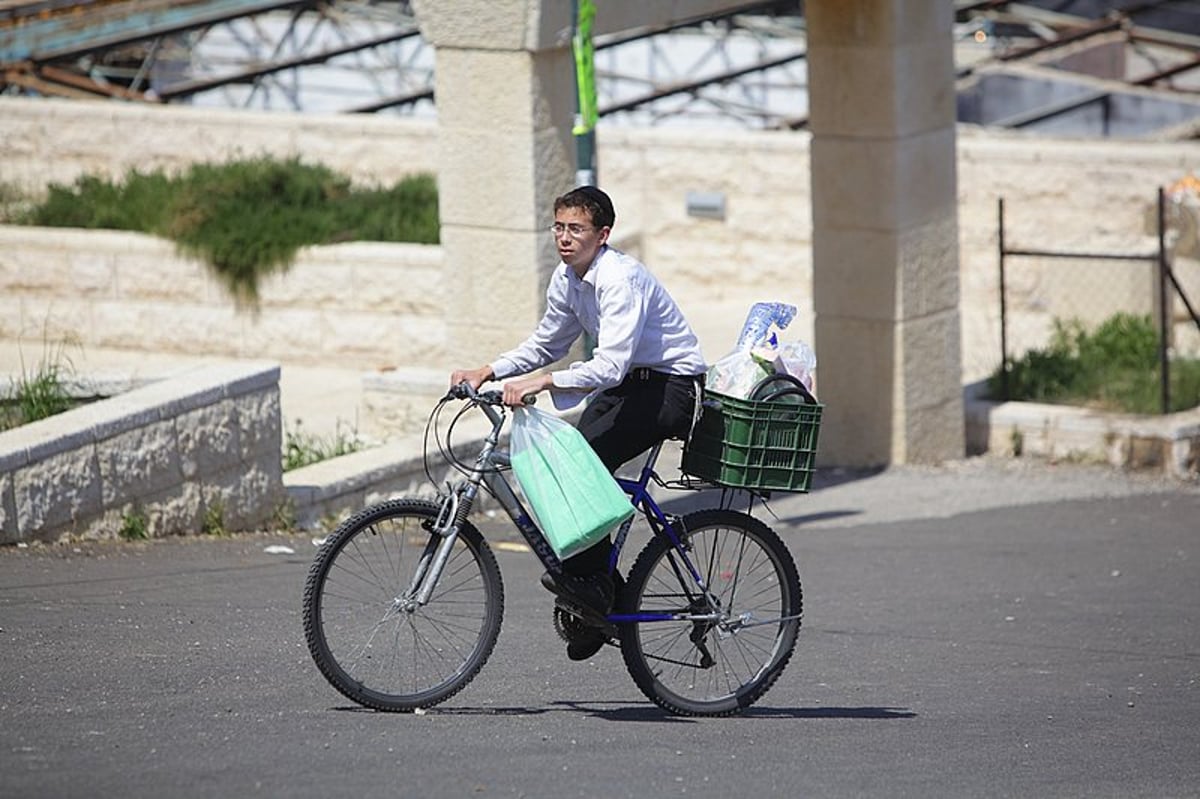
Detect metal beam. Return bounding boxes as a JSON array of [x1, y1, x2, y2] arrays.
[[155, 26, 419, 99], [996, 15, 1124, 62], [0, 0, 310, 64], [1133, 52, 1200, 86], [989, 88, 1110, 128], [599, 49, 806, 116], [344, 86, 431, 113]]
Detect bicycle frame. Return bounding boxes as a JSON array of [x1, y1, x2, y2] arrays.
[[419, 395, 723, 626]]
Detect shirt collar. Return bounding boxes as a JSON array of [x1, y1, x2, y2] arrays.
[[567, 244, 608, 288]]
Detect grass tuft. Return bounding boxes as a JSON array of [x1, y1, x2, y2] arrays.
[[283, 418, 365, 472], [1, 339, 77, 431]]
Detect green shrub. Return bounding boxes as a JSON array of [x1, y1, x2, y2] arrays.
[[0, 181, 30, 223], [23, 170, 175, 232], [989, 312, 1200, 414], [17, 158, 439, 304]]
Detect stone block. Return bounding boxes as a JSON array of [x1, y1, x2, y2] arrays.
[[103, 368, 223, 422], [96, 419, 182, 506], [177, 399, 242, 480], [116, 247, 213, 304], [88, 300, 242, 357], [0, 297, 24, 339], [236, 387, 282, 463], [897, 215, 961, 320], [439, 225, 554, 325], [202, 460, 282, 532], [434, 47, 575, 133], [813, 228, 899, 320], [0, 471, 17, 544], [238, 307, 328, 362], [412, 0, 543, 50], [806, 0, 954, 49], [13, 445, 103, 538], [808, 39, 955, 139], [134, 480, 206, 536], [813, 315, 896, 466], [897, 309, 963, 412], [257, 259, 352, 309], [321, 310, 446, 367], [811, 126, 958, 232], [435, 125, 574, 231], [898, 394, 966, 463], [4, 241, 117, 297]]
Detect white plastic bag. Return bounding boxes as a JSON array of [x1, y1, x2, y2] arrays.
[[509, 407, 635, 560], [777, 340, 817, 394], [706, 349, 773, 398]]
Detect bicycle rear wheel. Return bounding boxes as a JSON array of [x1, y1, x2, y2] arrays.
[[618, 509, 801, 717], [303, 499, 504, 711]]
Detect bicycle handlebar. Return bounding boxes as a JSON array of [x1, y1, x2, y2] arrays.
[[447, 382, 536, 407]]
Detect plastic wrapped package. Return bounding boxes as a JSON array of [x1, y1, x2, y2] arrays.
[[707, 302, 816, 399], [706, 349, 774, 398], [777, 340, 817, 393], [734, 302, 797, 351]]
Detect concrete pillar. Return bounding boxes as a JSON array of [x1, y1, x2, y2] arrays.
[[807, 0, 964, 465], [412, 0, 773, 365], [411, 0, 577, 365]]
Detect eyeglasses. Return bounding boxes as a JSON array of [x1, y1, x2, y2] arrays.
[[548, 222, 596, 238]]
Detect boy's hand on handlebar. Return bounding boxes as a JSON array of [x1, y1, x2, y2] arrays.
[[449, 366, 494, 391], [501, 373, 553, 407]]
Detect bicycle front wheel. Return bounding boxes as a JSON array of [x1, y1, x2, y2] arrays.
[[303, 499, 504, 711], [618, 509, 802, 717]]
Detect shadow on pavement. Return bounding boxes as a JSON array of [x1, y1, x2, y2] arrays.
[[340, 702, 918, 722]]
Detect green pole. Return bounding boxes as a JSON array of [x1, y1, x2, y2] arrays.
[[572, 0, 598, 187], [572, 0, 599, 359]]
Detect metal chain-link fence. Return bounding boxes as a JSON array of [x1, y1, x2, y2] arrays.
[[996, 186, 1200, 414]]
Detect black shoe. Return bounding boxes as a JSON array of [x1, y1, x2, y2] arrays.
[[540, 571, 615, 620], [552, 602, 612, 661], [566, 626, 608, 661]]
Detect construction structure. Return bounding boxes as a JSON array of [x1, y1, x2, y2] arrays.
[[2, 1, 1200, 137]]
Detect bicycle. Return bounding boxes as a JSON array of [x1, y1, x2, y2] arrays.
[[302, 379, 819, 717]]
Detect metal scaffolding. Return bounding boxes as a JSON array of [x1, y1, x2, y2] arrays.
[[2, 0, 1199, 134]]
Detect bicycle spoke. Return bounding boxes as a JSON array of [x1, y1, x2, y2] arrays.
[[619, 509, 801, 716], [304, 500, 503, 712]]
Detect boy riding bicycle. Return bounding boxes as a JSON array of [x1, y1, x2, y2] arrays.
[[450, 185, 706, 660]]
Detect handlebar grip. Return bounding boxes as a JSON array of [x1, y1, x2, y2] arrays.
[[448, 381, 475, 400]]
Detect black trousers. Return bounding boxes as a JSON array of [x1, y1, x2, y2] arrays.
[[563, 370, 702, 577]]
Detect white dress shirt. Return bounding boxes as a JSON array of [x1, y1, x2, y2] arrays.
[[490, 246, 706, 395]]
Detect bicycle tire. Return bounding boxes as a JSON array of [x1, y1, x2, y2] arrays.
[[303, 499, 504, 712], [617, 509, 801, 717]]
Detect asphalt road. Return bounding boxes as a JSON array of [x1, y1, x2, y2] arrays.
[[2, 476, 1198, 798]]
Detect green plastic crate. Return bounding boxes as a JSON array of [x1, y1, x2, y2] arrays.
[[681, 390, 822, 492]]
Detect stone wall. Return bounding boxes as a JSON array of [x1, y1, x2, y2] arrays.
[[0, 97, 436, 191], [2, 97, 1198, 382], [0, 362, 283, 543], [0, 227, 445, 370]]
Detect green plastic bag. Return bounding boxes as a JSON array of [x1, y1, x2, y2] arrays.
[[509, 406, 635, 560]]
